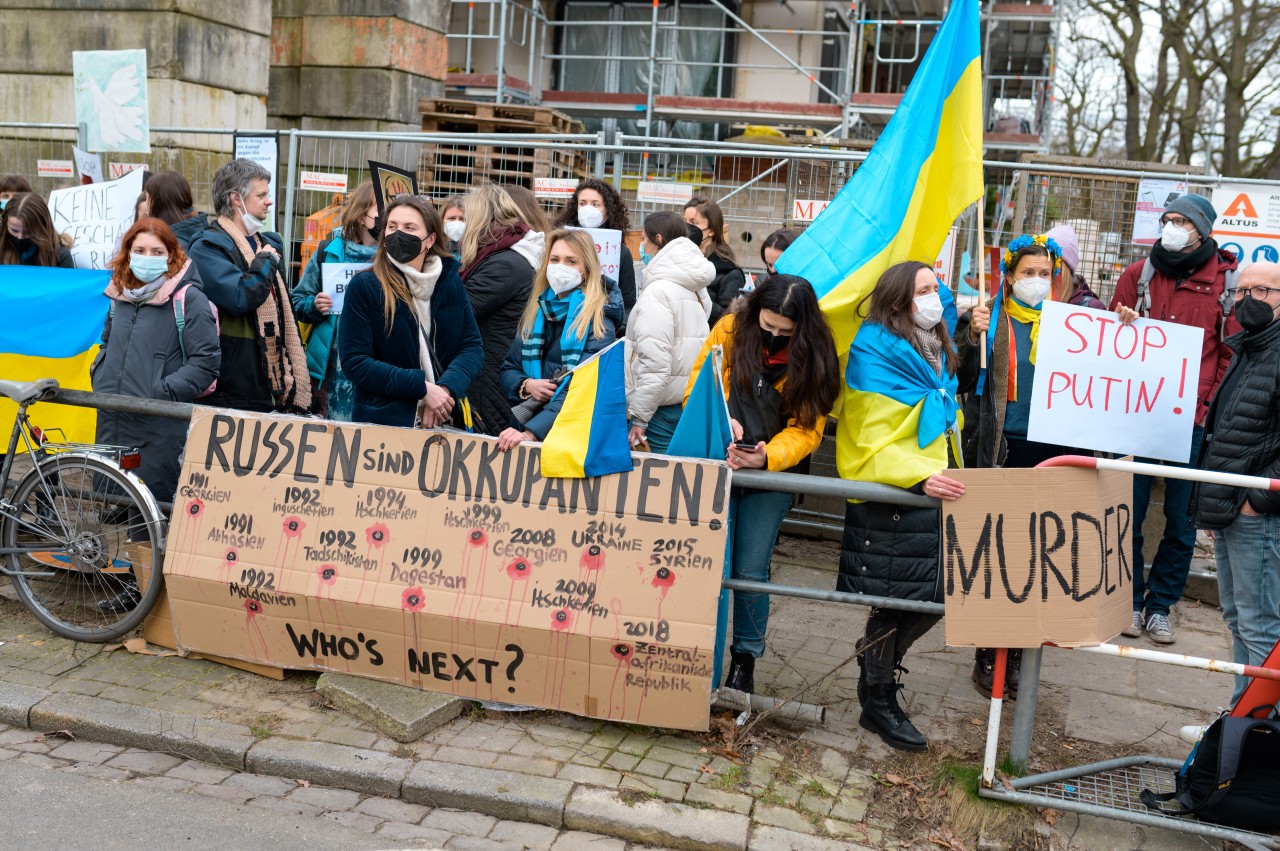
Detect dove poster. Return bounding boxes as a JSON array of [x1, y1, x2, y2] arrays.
[[49, 168, 145, 270], [73, 49, 150, 154]]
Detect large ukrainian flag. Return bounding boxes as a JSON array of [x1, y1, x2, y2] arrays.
[[0, 267, 110, 444], [774, 0, 983, 355], [539, 340, 633, 479]]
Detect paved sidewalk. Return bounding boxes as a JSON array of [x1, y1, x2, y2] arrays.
[[0, 539, 1243, 850]]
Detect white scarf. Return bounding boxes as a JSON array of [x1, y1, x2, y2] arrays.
[[122, 277, 166, 304], [391, 255, 443, 383]]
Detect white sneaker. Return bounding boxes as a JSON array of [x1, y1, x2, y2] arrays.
[[1146, 613, 1176, 645], [1179, 724, 1209, 744], [1121, 610, 1143, 638]]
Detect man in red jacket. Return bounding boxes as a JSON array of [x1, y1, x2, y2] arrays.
[[1111, 194, 1240, 645]]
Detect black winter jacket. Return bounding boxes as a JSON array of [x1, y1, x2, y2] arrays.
[[706, 254, 746, 327], [1194, 319, 1280, 529], [463, 248, 534, 435], [837, 502, 942, 603]]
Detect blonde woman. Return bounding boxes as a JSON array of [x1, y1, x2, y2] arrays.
[[460, 183, 544, 434], [338, 195, 483, 428], [496, 229, 623, 450]]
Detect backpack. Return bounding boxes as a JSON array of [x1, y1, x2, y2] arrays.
[[1135, 258, 1239, 339], [110, 283, 219, 397], [1140, 707, 1280, 833]]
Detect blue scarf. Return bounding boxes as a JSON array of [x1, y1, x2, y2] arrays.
[[521, 287, 588, 379], [846, 322, 958, 448]]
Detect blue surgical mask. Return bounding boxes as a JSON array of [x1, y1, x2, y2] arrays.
[[639, 243, 654, 265], [129, 254, 169, 283], [0, 199, 7, 210]]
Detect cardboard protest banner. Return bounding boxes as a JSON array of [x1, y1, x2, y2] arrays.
[[1212, 182, 1280, 269], [1026, 302, 1203, 464], [567, 227, 623, 281], [48, 168, 145, 270], [1132, 178, 1186, 245], [320, 262, 371, 314], [73, 49, 150, 154], [164, 409, 729, 731], [944, 466, 1133, 648], [143, 588, 285, 680], [234, 134, 278, 232], [72, 147, 103, 184]]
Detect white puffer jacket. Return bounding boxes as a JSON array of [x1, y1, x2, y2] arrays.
[[625, 237, 715, 426]]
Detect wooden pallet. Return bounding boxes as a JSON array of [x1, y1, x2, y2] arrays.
[[419, 98, 584, 134], [417, 142, 585, 197]]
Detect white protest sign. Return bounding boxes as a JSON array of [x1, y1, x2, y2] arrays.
[[73, 147, 103, 184], [234, 134, 278, 231], [636, 182, 693, 205], [933, 227, 958, 288], [1132, 178, 1186, 245], [568, 227, 623, 280], [533, 177, 579, 199], [792, 199, 829, 222], [320, 263, 370, 314], [48, 168, 145, 270], [37, 160, 75, 178], [1027, 302, 1203, 463], [1212, 182, 1280, 269]]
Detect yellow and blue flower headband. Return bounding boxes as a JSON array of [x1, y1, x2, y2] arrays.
[[1001, 233, 1063, 276]]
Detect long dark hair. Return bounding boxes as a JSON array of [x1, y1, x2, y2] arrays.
[[684, 197, 736, 264], [0, 193, 62, 267], [643, 211, 689, 249], [864, 261, 956, 374], [730, 275, 839, 429], [371, 195, 450, 329], [146, 171, 197, 226], [555, 178, 630, 232], [759, 228, 797, 265]]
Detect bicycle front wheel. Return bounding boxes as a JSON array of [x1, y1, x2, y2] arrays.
[[4, 453, 164, 642]]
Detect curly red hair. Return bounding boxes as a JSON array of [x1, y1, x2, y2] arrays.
[[108, 217, 186, 292]]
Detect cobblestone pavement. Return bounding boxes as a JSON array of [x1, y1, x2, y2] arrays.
[[0, 546, 1241, 850]]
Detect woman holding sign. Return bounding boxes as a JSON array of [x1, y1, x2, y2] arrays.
[[554, 179, 636, 322], [495, 229, 624, 450], [291, 180, 379, 420], [338, 195, 483, 429], [955, 234, 1076, 698], [838, 261, 965, 751], [690, 275, 839, 695]]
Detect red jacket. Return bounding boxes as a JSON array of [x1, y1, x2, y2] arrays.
[[1109, 249, 1241, 426]]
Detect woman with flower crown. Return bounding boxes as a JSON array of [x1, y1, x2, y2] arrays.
[[954, 232, 1083, 698]]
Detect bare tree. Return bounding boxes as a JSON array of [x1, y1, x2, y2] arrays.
[[1052, 13, 1126, 157]]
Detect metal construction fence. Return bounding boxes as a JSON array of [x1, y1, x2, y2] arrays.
[[7, 121, 1277, 310]]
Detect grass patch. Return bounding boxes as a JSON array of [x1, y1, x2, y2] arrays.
[[931, 759, 1025, 840], [711, 764, 745, 790], [248, 715, 279, 740], [802, 778, 832, 798]]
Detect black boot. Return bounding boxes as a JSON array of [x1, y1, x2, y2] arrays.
[[860, 682, 927, 752], [1008, 649, 1023, 699], [972, 648, 995, 698], [855, 640, 868, 705], [724, 652, 755, 693]]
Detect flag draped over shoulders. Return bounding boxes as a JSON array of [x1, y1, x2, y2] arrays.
[[0, 267, 110, 444], [838, 322, 960, 493], [773, 0, 983, 356]]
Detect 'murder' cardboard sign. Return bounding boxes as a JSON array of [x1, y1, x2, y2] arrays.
[[943, 466, 1133, 649], [164, 409, 730, 731]]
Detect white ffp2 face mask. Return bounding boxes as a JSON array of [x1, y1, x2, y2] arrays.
[[1012, 276, 1052, 307], [576, 205, 605, 229], [546, 264, 582, 295], [1161, 221, 1192, 251], [443, 220, 466, 243], [912, 292, 944, 329]]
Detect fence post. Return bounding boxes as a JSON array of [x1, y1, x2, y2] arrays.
[[593, 130, 608, 180], [281, 129, 299, 281], [1008, 645, 1041, 770]]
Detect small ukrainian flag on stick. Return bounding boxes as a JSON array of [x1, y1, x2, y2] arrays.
[[539, 339, 634, 479]]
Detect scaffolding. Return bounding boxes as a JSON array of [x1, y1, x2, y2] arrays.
[[444, 0, 1059, 155]]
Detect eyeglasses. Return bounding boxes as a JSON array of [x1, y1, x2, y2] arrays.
[[1160, 215, 1191, 228], [1233, 286, 1280, 300]]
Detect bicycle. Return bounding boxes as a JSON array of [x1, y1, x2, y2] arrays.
[[0, 378, 165, 642]]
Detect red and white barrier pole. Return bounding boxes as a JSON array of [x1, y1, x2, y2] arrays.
[[1061, 642, 1280, 683], [1037, 454, 1280, 492], [981, 648, 1008, 788]]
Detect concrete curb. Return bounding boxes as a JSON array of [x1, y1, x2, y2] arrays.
[[13, 691, 754, 850]]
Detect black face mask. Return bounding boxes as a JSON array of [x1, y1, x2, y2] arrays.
[[10, 236, 32, 253], [367, 216, 382, 241], [384, 229, 423, 264], [1235, 294, 1278, 334], [760, 329, 790, 355]]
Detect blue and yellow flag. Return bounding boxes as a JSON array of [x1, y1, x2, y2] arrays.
[[775, 0, 983, 355], [667, 346, 733, 461], [539, 340, 633, 478], [0, 267, 110, 444]]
